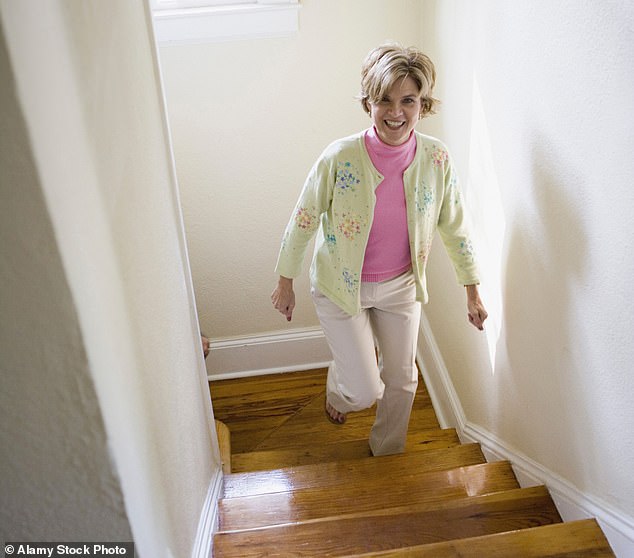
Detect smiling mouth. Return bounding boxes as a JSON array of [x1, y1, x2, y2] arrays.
[[385, 120, 405, 129]]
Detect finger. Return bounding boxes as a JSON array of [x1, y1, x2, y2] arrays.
[[469, 313, 484, 330]]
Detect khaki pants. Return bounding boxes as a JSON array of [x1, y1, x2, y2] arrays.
[[312, 271, 421, 456]]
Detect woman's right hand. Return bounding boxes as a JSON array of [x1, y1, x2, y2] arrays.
[[271, 276, 295, 322]]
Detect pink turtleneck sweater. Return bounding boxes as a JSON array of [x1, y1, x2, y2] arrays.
[[361, 127, 416, 283]]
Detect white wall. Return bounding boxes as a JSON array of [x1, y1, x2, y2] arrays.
[[0, 1, 219, 556], [155, 0, 633, 552], [158, 0, 425, 354], [0, 20, 133, 541], [418, 0, 634, 553]]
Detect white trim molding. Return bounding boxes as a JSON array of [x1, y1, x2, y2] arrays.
[[152, 1, 300, 45], [460, 421, 634, 558], [207, 326, 331, 381], [416, 311, 634, 558], [191, 469, 223, 558]]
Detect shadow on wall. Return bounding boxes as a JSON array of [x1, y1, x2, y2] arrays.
[[499, 134, 589, 468], [0, 22, 132, 538]]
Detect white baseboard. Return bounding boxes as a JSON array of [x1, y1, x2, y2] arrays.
[[416, 312, 634, 558], [206, 326, 332, 381], [191, 470, 223, 558], [460, 421, 634, 558]]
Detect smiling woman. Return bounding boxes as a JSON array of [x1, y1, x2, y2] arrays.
[[366, 77, 422, 146], [271, 42, 487, 456], [155, 0, 428, 375]]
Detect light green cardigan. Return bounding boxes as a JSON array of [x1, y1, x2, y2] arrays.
[[275, 130, 480, 315]]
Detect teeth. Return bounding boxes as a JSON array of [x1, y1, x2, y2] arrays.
[[385, 120, 404, 128]]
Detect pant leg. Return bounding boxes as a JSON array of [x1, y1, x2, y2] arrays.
[[367, 272, 421, 456], [311, 287, 383, 414]]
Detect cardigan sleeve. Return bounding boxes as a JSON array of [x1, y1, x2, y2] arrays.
[[274, 154, 334, 279], [436, 154, 481, 286]]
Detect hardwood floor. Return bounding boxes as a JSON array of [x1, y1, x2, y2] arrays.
[[209, 368, 436, 455], [208, 368, 615, 557]]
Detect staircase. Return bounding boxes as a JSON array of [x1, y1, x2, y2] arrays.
[[209, 368, 614, 557]]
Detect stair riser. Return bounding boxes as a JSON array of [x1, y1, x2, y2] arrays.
[[343, 519, 614, 557], [224, 443, 485, 499], [214, 488, 562, 558], [219, 461, 519, 531], [230, 428, 462, 472], [210, 369, 614, 558]]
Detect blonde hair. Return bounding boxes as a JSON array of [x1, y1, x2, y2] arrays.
[[359, 43, 439, 117]]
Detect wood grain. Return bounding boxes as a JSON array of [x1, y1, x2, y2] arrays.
[[208, 369, 615, 557], [219, 461, 519, 531], [214, 486, 562, 557], [224, 442, 485, 499], [346, 519, 614, 557]]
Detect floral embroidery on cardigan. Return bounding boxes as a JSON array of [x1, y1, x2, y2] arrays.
[[335, 161, 361, 192], [414, 181, 434, 214], [447, 174, 460, 205], [342, 268, 359, 294], [295, 206, 318, 231], [325, 233, 337, 253], [459, 239, 475, 262], [430, 146, 449, 167], [337, 212, 364, 240], [417, 240, 432, 265]]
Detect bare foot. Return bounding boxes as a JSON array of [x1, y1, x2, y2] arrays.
[[325, 400, 347, 424]]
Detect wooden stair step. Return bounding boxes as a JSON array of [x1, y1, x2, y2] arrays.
[[209, 369, 327, 415], [210, 369, 437, 454], [230, 427, 462, 472], [224, 442, 485, 499], [213, 485, 562, 557], [254, 406, 439, 451], [344, 519, 615, 557], [209, 369, 329, 453], [219, 460, 519, 531], [209, 370, 614, 558]]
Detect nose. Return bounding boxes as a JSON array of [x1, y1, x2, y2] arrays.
[[386, 102, 402, 116]]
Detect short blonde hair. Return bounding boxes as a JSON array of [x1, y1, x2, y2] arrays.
[[359, 43, 439, 117]]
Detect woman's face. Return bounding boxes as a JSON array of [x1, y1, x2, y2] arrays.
[[369, 76, 422, 146]]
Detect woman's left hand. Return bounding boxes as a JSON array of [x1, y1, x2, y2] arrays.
[[465, 285, 488, 330]]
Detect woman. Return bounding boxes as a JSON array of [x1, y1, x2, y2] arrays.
[[271, 43, 487, 456]]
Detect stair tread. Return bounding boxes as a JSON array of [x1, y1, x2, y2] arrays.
[[231, 427, 462, 472], [210, 371, 614, 558], [224, 442, 485, 499], [345, 519, 615, 557], [254, 405, 439, 451], [219, 460, 520, 531], [210, 368, 436, 454], [213, 485, 562, 557], [209, 369, 330, 453]]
